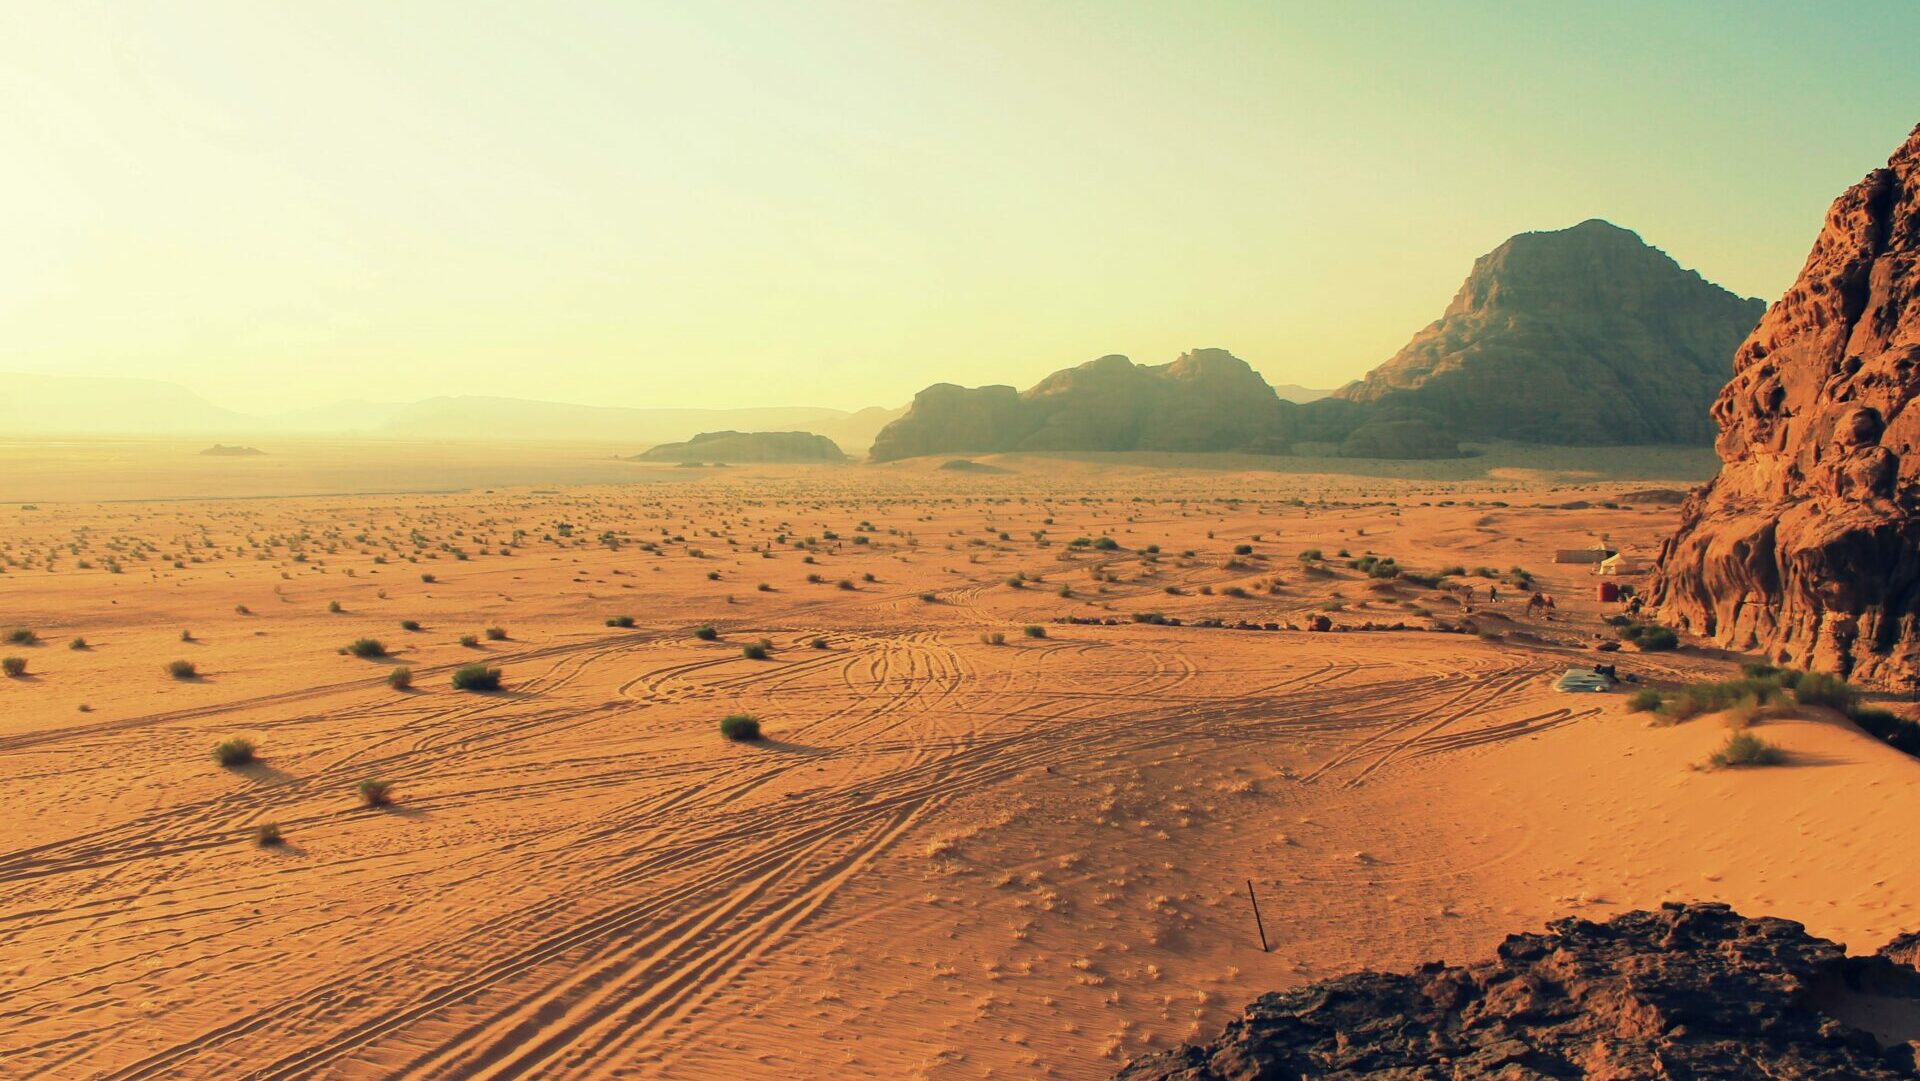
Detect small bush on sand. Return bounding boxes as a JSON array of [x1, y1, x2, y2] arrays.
[[420, 573, 437, 583], [811, 637, 829, 649], [255, 822, 284, 847], [213, 737, 255, 766], [981, 631, 1006, 645], [6, 628, 37, 645], [69, 637, 87, 650], [742, 641, 771, 660], [387, 666, 413, 690], [347, 638, 387, 658], [2, 656, 25, 678], [167, 659, 198, 680], [919, 592, 937, 603], [451, 664, 501, 692], [1023, 625, 1047, 639], [1794, 671, 1858, 711], [357, 778, 394, 807], [1708, 731, 1785, 768], [694, 625, 719, 641], [400, 619, 422, 632], [459, 633, 479, 648], [485, 626, 508, 641], [720, 713, 762, 741], [328, 600, 343, 613], [606, 614, 635, 628], [1618, 623, 1678, 651], [1626, 689, 1662, 713]]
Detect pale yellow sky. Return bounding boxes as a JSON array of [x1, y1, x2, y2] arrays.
[[1, 1, 1915, 414]]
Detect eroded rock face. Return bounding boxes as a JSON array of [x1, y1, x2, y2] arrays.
[[1652, 125, 1920, 689], [1116, 902, 1920, 1080]]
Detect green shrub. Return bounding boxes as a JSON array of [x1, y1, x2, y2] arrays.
[[167, 659, 198, 680], [1298, 549, 1322, 562], [1618, 623, 1678, 651], [1626, 689, 1662, 712], [255, 822, 284, 847], [347, 638, 387, 658], [810, 637, 829, 649], [484, 626, 508, 641], [451, 664, 501, 692], [213, 737, 256, 766], [400, 619, 422, 632], [1709, 731, 1785, 768], [720, 713, 762, 741], [694, 625, 719, 641], [981, 631, 1006, 645], [1233, 544, 1253, 556], [459, 633, 479, 648], [387, 666, 413, 691], [1023, 625, 1047, 639], [357, 778, 394, 807], [606, 615, 635, 628], [6, 628, 38, 645], [69, 637, 87, 650], [1793, 671, 1858, 711], [742, 641, 770, 660]]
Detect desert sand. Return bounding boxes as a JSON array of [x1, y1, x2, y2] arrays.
[[2, 450, 1915, 1080]]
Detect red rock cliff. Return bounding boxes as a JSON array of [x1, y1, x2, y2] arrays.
[[1651, 125, 1920, 688]]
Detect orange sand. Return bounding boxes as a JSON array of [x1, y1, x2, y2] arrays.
[[2, 453, 1913, 1079]]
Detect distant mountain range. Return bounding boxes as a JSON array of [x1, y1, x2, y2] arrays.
[[871, 220, 1763, 460], [0, 375, 904, 452]]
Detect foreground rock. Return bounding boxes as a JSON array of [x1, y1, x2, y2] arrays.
[[632, 430, 845, 464], [1652, 125, 1920, 690], [1118, 902, 1920, 1080], [1337, 219, 1764, 445]]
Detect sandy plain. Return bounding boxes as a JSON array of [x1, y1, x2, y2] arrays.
[[2, 446, 1916, 1080]]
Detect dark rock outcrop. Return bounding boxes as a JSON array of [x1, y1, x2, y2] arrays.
[[1117, 902, 1920, 1080], [869, 349, 1293, 461], [1652, 125, 1920, 690], [1337, 219, 1764, 445], [632, 430, 845, 464]]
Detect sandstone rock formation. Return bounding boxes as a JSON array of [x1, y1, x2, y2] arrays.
[[1117, 902, 1920, 1080], [1652, 125, 1920, 690], [869, 349, 1295, 461], [632, 430, 845, 464], [1337, 219, 1764, 444]]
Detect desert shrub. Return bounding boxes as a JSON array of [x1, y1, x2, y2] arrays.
[[1723, 695, 1764, 729], [1, 656, 24, 678], [328, 600, 343, 613], [720, 713, 762, 741], [981, 631, 1006, 645], [694, 625, 719, 640], [1093, 537, 1119, 551], [400, 619, 422, 631], [811, 637, 829, 649], [1023, 625, 1047, 639], [167, 659, 198, 680], [6, 628, 38, 645], [1793, 671, 1858, 711], [1298, 549, 1323, 562], [357, 778, 394, 807], [459, 633, 479, 648], [1131, 611, 1169, 625], [387, 666, 413, 690], [742, 641, 770, 660], [212, 737, 256, 766], [1005, 576, 1024, 589], [606, 615, 635, 628], [179, 628, 195, 642], [1233, 544, 1253, 556], [1850, 706, 1920, 756], [1400, 572, 1444, 589], [1626, 689, 1662, 712], [451, 664, 501, 692], [255, 822, 284, 847], [485, 626, 508, 641], [1618, 623, 1678, 651], [69, 637, 87, 650], [420, 573, 436, 583], [347, 638, 387, 658], [1709, 731, 1785, 768], [837, 579, 855, 590]]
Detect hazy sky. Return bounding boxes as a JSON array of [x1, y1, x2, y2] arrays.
[[2, 2, 1916, 414]]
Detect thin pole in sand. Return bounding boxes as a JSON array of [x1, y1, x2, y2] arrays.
[[1247, 879, 1269, 952]]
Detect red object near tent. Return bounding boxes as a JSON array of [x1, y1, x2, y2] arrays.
[[1597, 582, 1620, 603]]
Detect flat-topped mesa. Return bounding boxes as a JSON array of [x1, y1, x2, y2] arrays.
[[1336, 219, 1765, 445], [1651, 124, 1920, 689], [632, 430, 846, 464]]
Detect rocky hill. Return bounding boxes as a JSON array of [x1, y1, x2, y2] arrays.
[[632, 430, 846, 464], [1117, 902, 1920, 1080], [1337, 219, 1764, 444], [869, 349, 1297, 461], [1652, 125, 1920, 690]]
